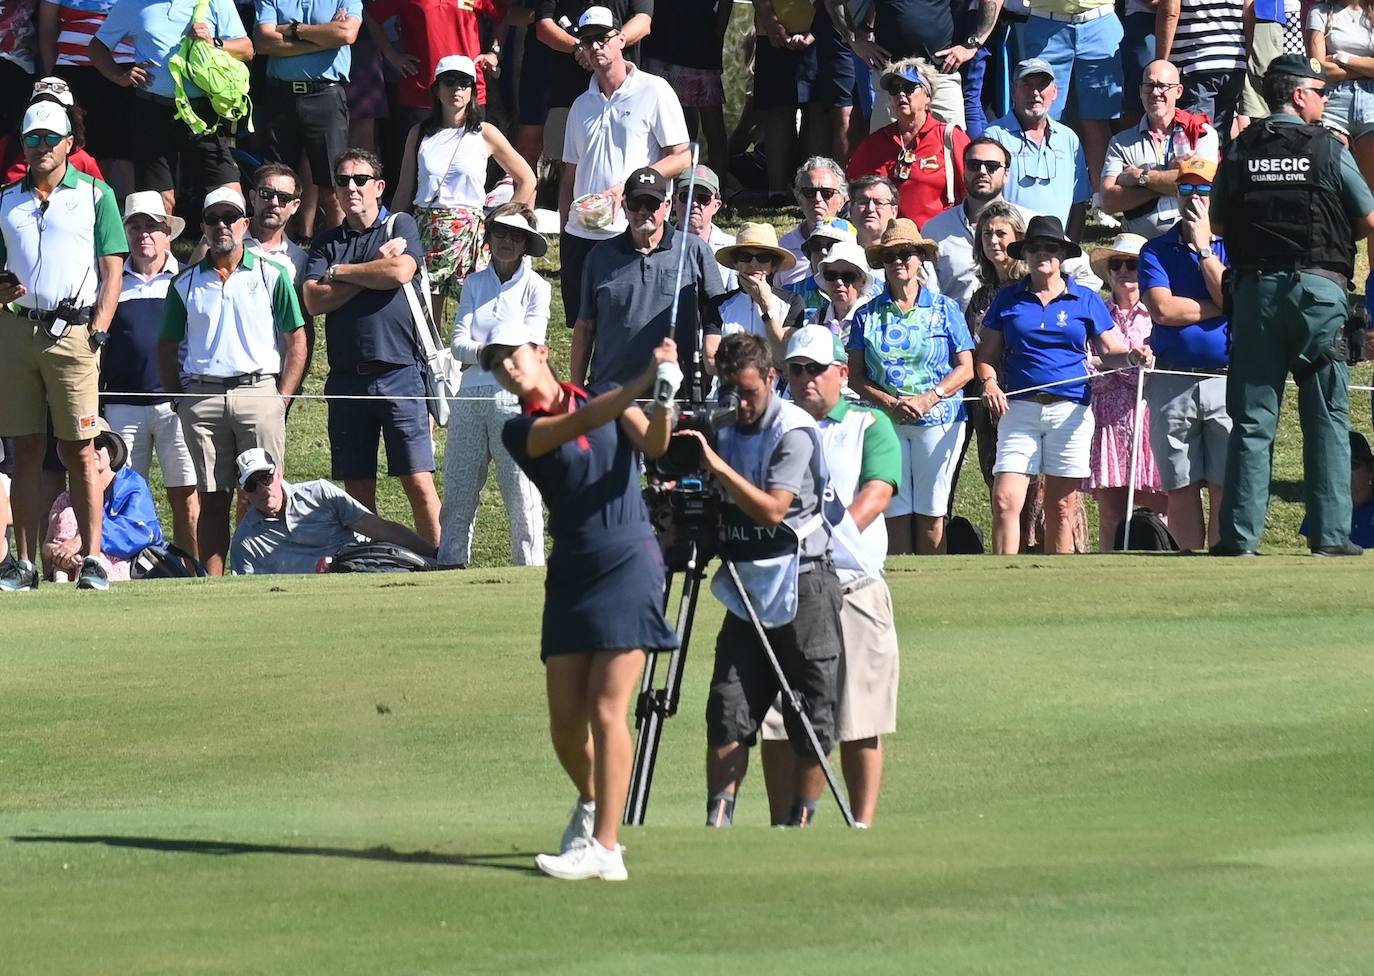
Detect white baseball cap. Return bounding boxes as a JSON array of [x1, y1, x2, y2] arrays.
[[433, 55, 477, 84], [202, 186, 247, 216], [576, 6, 617, 35], [123, 190, 187, 240], [479, 318, 548, 371], [21, 101, 70, 137], [785, 324, 846, 366], [815, 240, 873, 293], [236, 448, 277, 488]]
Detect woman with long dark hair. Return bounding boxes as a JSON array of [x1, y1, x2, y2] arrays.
[[480, 329, 679, 882], [392, 54, 535, 320]]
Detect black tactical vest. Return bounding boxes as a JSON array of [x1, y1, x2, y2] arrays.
[[1221, 119, 1354, 279]]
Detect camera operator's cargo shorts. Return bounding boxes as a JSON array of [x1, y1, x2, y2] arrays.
[[706, 564, 844, 756], [0, 308, 100, 441]]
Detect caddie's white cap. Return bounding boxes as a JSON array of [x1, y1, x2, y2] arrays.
[[21, 101, 70, 137], [433, 54, 477, 83], [236, 448, 276, 488], [785, 324, 846, 366], [123, 190, 187, 239], [575, 6, 617, 35], [203, 186, 247, 216]]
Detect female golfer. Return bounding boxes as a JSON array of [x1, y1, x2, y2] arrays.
[[481, 330, 680, 882]]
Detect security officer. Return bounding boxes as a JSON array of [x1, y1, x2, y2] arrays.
[[1209, 54, 1374, 556]]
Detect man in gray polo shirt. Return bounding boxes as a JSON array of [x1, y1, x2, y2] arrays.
[[1100, 59, 1195, 240], [572, 166, 723, 390], [230, 448, 437, 575]]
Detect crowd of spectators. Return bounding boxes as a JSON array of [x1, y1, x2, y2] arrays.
[[3, 0, 1374, 589]]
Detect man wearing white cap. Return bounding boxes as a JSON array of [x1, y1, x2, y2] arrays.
[[559, 5, 690, 334], [253, 0, 361, 233], [230, 447, 437, 575], [158, 186, 308, 577], [101, 190, 199, 557], [757, 325, 901, 829], [0, 100, 126, 593]]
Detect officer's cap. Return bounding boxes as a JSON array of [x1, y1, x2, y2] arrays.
[[1265, 54, 1326, 83]]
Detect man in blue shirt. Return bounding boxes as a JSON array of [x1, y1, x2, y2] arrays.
[[302, 148, 440, 548], [90, 0, 251, 214], [1139, 158, 1231, 552], [252, 0, 361, 233], [984, 59, 1092, 239]]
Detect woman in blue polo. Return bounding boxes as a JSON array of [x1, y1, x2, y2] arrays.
[[482, 325, 679, 884], [975, 216, 1138, 555], [848, 218, 974, 555]]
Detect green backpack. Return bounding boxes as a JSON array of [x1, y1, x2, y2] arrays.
[[167, 0, 252, 136]]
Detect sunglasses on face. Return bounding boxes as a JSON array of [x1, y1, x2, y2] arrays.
[[437, 72, 474, 88], [22, 132, 65, 149], [1108, 258, 1138, 272], [256, 187, 297, 205], [202, 210, 242, 226], [576, 30, 617, 48], [333, 173, 377, 188], [1178, 183, 1211, 196], [798, 186, 839, 201], [803, 238, 836, 258], [488, 225, 527, 243], [882, 248, 922, 264], [625, 195, 663, 212], [884, 79, 922, 97], [967, 159, 1005, 174], [1302, 86, 1330, 99], [788, 361, 831, 377], [677, 190, 714, 206], [243, 472, 273, 492], [733, 249, 776, 264], [823, 269, 862, 285]]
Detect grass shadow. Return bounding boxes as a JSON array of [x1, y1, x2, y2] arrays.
[[12, 834, 542, 876]]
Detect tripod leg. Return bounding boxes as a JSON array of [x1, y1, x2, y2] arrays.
[[723, 559, 856, 828]]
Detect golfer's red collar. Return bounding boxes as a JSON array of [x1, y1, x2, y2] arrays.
[[522, 382, 590, 416]]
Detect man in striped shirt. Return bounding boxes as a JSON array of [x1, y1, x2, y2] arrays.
[[1156, 0, 1247, 140]]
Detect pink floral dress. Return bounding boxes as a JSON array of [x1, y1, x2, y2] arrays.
[[1089, 301, 1163, 491]]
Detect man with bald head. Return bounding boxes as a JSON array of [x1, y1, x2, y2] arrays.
[[1100, 59, 1196, 240]]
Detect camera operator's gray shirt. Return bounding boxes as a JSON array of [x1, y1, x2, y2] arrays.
[[230, 479, 370, 575], [726, 396, 831, 564]]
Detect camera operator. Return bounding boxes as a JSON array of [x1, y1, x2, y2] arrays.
[[676, 332, 844, 829], [0, 101, 126, 593]]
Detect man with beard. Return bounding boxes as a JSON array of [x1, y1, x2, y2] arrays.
[[158, 187, 307, 576], [573, 167, 723, 387]]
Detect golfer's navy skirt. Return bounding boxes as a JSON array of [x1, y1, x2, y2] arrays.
[[541, 526, 680, 660]]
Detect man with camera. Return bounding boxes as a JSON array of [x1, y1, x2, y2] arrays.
[[0, 101, 126, 592], [676, 332, 845, 829]]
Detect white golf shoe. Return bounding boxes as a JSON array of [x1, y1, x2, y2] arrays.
[[535, 838, 628, 881], [559, 799, 595, 854]]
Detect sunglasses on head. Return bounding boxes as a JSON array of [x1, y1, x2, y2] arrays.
[[436, 72, 474, 88], [788, 360, 831, 377], [733, 249, 776, 264], [882, 248, 922, 264], [202, 210, 242, 226], [967, 159, 1005, 174], [243, 471, 273, 492], [32, 78, 70, 95], [22, 131, 65, 149], [256, 187, 297, 205], [1108, 258, 1138, 272], [798, 186, 839, 200], [333, 173, 377, 188], [625, 195, 663, 212], [823, 269, 862, 285], [1178, 182, 1211, 196]]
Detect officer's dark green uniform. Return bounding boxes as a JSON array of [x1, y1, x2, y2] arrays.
[[1210, 55, 1374, 553]]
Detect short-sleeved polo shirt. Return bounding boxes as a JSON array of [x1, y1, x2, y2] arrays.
[[980, 277, 1113, 404], [983, 112, 1092, 226], [579, 225, 724, 385], [1101, 119, 1185, 238], [161, 248, 305, 378], [231, 478, 371, 574], [95, 0, 248, 100], [0, 164, 127, 310], [305, 209, 425, 372], [562, 64, 690, 240], [256, 0, 362, 81], [1138, 224, 1231, 369], [104, 254, 180, 405]]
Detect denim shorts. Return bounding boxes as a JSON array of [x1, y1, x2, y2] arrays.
[[1016, 12, 1124, 121], [1323, 78, 1374, 140]]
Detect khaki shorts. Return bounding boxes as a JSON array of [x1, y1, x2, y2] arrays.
[[0, 307, 100, 440], [763, 576, 900, 743], [177, 376, 286, 493]]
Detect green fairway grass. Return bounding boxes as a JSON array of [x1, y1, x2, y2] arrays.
[[5, 560, 1373, 974]]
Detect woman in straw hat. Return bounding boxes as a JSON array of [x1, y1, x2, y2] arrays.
[[975, 216, 1143, 555], [1087, 233, 1167, 551], [848, 217, 973, 554], [708, 222, 805, 369]]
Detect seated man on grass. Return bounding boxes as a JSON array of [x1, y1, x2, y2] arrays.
[[230, 448, 438, 575]]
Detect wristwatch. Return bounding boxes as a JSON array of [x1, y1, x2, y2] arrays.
[[1197, 245, 1215, 260], [1136, 169, 1149, 187], [89, 328, 108, 350], [321, 266, 337, 285], [289, 20, 301, 41], [964, 34, 980, 49], [212, 35, 224, 48], [933, 385, 948, 399]]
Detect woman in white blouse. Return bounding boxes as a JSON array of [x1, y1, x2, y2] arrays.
[[437, 205, 548, 568], [393, 54, 536, 322]]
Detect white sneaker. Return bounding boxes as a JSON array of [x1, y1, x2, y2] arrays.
[[560, 799, 595, 854], [535, 838, 628, 881]]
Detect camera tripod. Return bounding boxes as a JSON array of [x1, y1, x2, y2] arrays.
[[623, 492, 856, 828]]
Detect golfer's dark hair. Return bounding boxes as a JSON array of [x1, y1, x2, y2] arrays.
[[1263, 72, 1305, 112], [252, 162, 300, 195], [335, 147, 383, 181], [715, 333, 773, 382], [964, 136, 1012, 167]]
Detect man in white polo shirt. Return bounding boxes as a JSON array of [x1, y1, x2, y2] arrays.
[[158, 187, 307, 576], [559, 5, 690, 332], [0, 101, 126, 593]]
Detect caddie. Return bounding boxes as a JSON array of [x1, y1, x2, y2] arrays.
[[1209, 54, 1374, 556], [0, 100, 127, 593]]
